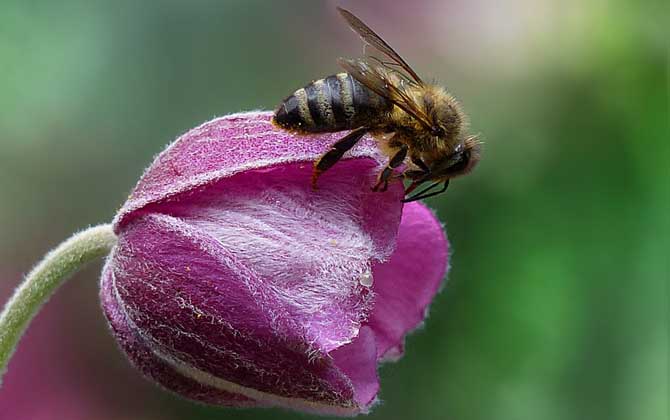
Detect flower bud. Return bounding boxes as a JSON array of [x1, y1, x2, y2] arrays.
[[100, 112, 448, 415]]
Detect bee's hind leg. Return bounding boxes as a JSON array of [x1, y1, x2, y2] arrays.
[[312, 127, 368, 190], [372, 144, 408, 192]]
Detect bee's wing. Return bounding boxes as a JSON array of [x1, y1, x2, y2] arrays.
[[337, 7, 424, 86], [339, 57, 434, 131]]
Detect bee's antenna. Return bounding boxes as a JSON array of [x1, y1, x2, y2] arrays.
[[403, 181, 449, 202]]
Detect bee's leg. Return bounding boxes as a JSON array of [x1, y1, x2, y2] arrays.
[[372, 144, 408, 192], [403, 156, 431, 194], [312, 127, 368, 190], [411, 155, 430, 174]]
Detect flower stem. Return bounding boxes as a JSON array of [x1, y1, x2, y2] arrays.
[[0, 224, 117, 383]]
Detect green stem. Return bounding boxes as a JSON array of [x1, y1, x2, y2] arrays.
[[0, 224, 117, 383]]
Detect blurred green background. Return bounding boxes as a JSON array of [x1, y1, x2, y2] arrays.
[[0, 0, 666, 419]]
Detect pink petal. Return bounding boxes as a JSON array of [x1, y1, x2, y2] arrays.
[[100, 111, 450, 415], [114, 111, 385, 230], [119, 157, 404, 353], [330, 326, 380, 411], [368, 202, 449, 360], [104, 213, 358, 409], [103, 153, 406, 413], [100, 262, 258, 407]]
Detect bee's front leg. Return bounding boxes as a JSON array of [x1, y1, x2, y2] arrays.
[[411, 155, 430, 174], [403, 156, 430, 180], [402, 155, 431, 195], [372, 144, 408, 192]]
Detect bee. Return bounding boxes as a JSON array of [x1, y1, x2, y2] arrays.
[[272, 7, 480, 202]]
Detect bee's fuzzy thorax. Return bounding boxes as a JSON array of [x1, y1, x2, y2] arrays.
[[385, 84, 466, 153]]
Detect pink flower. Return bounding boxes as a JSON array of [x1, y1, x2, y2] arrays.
[[100, 112, 448, 415]]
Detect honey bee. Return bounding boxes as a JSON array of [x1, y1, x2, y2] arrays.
[[272, 7, 480, 202]]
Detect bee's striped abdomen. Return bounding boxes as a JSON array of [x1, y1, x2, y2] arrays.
[[273, 73, 391, 133]]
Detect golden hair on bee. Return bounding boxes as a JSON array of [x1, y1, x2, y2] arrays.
[[272, 7, 481, 202]]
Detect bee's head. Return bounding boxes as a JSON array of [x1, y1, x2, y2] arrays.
[[432, 135, 481, 180], [402, 136, 481, 201]]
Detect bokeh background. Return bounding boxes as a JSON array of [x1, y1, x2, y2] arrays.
[[0, 0, 666, 419]]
